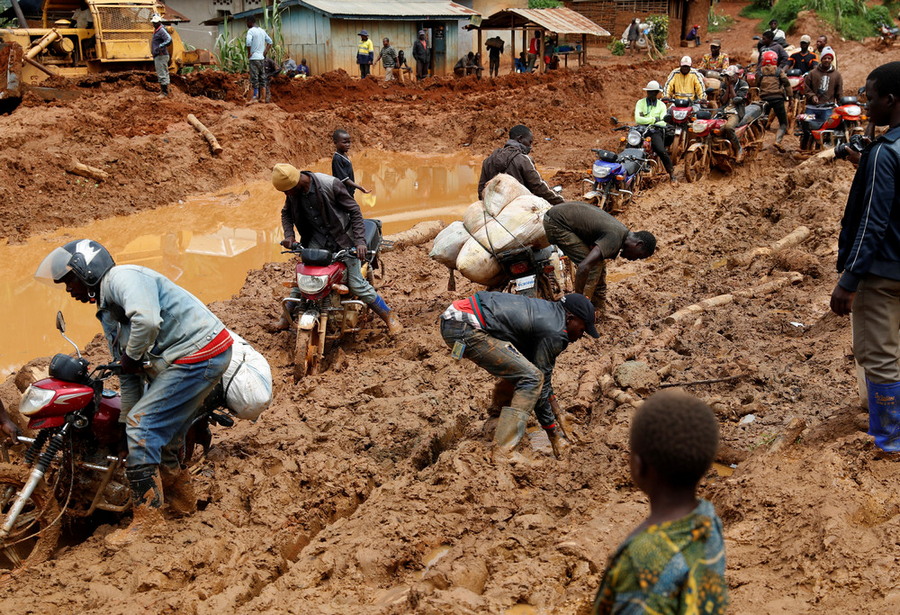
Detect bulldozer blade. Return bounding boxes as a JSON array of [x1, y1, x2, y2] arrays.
[[26, 87, 81, 102], [0, 42, 24, 101]]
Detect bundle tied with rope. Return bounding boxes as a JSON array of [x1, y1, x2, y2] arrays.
[[430, 174, 554, 288]]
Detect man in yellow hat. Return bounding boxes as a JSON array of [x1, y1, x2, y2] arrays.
[[271, 164, 402, 335]]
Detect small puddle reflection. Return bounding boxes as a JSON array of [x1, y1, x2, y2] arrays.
[[0, 150, 480, 375], [712, 462, 736, 477], [506, 605, 539, 615]]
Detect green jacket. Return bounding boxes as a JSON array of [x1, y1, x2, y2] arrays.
[[634, 97, 667, 127]]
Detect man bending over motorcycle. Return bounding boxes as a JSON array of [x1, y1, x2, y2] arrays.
[[35, 239, 233, 545], [543, 202, 656, 316], [272, 163, 403, 335], [439, 292, 599, 461], [635, 80, 676, 182]]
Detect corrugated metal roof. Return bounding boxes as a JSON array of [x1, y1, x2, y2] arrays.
[[478, 7, 610, 37], [234, 0, 479, 20]]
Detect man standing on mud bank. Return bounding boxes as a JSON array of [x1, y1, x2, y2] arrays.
[[830, 61, 900, 454], [357, 30, 374, 78], [478, 124, 564, 205], [150, 14, 171, 98], [439, 292, 598, 461], [413, 30, 429, 80], [272, 164, 402, 335], [246, 16, 273, 103], [377, 37, 398, 81], [35, 240, 233, 544], [543, 202, 656, 315]]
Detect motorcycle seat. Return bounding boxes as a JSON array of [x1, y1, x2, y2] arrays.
[[838, 96, 858, 106], [364, 219, 382, 254], [533, 246, 554, 261], [622, 159, 642, 175], [621, 148, 645, 159], [738, 104, 763, 126]]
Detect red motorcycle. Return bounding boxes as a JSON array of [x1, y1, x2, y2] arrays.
[[682, 103, 767, 181], [797, 96, 865, 152], [282, 219, 383, 381], [0, 313, 233, 573], [665, 97, 698, 163]]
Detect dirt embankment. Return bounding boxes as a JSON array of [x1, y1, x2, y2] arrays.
[[2, 11, 899, 613]]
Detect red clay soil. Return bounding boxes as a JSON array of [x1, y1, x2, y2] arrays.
[[1, 6, 899, 613]]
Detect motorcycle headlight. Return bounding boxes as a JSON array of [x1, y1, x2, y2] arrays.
[[593, 164, 612, 178], [626, 131, 642, 146], [298, 274, 329, 294], [19, 385, 55, 417], [844, 105, 861, 116], [674, 110, 689, 120]]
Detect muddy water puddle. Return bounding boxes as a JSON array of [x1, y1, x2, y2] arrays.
[[0, 151, 480, 375]]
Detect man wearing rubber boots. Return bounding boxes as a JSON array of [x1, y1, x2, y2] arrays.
[[439, 292, 599, 461], [272, 163, 402, 335], [35, 239, 233, 544], [830, 61, 900, 455], [543, 202, 656, 316]]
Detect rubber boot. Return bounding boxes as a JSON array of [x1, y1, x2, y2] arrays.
[[264, 87, 272, 104], [774, 125, 786, 151], [160, 465, 197, 516], [488, 379, 515, 418], [371, 295, 403, 335], [491, 406, 530, 463], [866, 379, 900, 453], [106, 464, 165, 547], [157, 83, 169, 99], [250, 87, 259, 103], [271, 304, 293, 332], [544, 424, 572, 460]]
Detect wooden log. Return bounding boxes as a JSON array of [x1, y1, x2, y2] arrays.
[[187, 113, 223, 155], [382, 220, 445, 250], [67, 159, 109, 182], [728, 226, 811, 267], [733, 272, 803, 298], [664, 294, 734, 325]]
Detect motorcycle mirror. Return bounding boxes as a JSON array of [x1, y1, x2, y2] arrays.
[[552, 185, 563, 194], [857, 86, 865, 95], [752, 35, 760, 40], [610, 116, 619, 125], [56, 311, 66, 333]]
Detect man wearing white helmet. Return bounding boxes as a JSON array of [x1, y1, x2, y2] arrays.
[[634, 80, 675, 182], [664, 56, 705, 101], [150, 14, 172, 98]]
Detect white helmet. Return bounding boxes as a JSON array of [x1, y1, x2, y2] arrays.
[[150, 14, 163, 24], [643, 80, 661, 91], [680, 55, 692, 66]]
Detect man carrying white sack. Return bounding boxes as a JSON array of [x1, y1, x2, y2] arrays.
[[478, 125, 564, 205]]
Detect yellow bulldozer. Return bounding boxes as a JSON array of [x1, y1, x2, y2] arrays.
[[0, 0, 214, 103]]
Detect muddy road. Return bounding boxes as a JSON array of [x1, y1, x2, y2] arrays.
[[1, 6, 899, 613]]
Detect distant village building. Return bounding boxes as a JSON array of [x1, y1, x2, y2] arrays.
[[563, 0, 709, 46], [211, 0, 480, 77]]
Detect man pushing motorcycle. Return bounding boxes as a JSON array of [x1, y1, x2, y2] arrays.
[[35, 239, 234, 545], [272, 163, 403, 335]]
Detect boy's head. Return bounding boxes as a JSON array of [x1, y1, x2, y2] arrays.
[[865, 61, 900, 127], [333, 129, 351, 152], [630, 390, 719, 491]]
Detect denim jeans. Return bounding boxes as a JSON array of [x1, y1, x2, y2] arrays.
[[440, 319, 552, 425], [153, 54, 170, 86], [125, 347, 232, 469]]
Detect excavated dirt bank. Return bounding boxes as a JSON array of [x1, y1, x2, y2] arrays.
[[2, 7, 899, 613]]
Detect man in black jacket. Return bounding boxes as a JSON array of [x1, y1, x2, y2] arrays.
[[478, 124, 564, 204], [830, 61, 900, 453], [413, 30, 429, 80], [439, 292, 599, 461], [272, 163, 402, 335]]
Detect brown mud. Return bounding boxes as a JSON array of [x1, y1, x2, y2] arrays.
[[2, 6, 899, 613]]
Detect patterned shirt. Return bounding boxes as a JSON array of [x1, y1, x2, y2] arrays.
[[699, 52, 730, 71], [592, 499, 728, 615]]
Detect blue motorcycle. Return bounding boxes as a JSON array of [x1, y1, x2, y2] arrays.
[[583, 126, 654, 213]]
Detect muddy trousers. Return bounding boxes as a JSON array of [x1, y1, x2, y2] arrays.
[[153, 54, 170, 87], [249, 59, 267, 92], [852, 275, 900, 451], [649, 129, 674, 175], [440, 319, 554, 427], [489, 56, 500, 77], [543, 218, 606, 313], [765, 97, 788, 133], [124, 348, 232, 471], [722, 113, 741, 152]]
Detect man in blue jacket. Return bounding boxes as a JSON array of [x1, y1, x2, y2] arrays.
[[440, 292, 599, 461], [36, 240, 233, 542], [830, 61, 900, 454]]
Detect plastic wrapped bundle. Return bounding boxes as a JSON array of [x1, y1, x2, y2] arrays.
[[481, 173, 532, 217], [429, 220, 470, 268]]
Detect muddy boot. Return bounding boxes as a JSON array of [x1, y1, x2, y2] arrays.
[[774, 126, 787, 151], [371, 295, 403, 335], [160, 465, 197, 516], [157, 83, 169, 99], [106, 464, 165, 547], [264, 87, 272, 104], [735, 145, 745, 163], [270, 305, 293, 332], [491, 406, 530, 463], [544, 424, 572, 460]]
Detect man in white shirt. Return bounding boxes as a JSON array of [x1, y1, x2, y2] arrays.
[[246, 16, 273, 103]]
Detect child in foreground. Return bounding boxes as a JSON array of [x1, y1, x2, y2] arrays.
[[592, 390, 728, 615]]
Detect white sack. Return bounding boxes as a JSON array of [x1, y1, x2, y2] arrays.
[[429, 220, 469, 269], [223, 331, 273, 421], [481, 173, 532, 217], [456, 238, 504, 285]]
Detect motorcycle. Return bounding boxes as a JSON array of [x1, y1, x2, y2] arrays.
[[281, 219, 384, 381], [682, 103, 767, 181], [878, 21, 899, 47], [0, 312, 233, 573], [492, 245, 564, 301], [664, 97, 698, 162], [583, 133, 653, 212], [784, 68, 806, 133], [797, 96, 866, 152]]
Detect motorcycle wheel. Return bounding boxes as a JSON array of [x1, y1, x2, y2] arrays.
[[0, 462, 61, 573], [293, 325, 321, 381], [683, 147, 708, 183]]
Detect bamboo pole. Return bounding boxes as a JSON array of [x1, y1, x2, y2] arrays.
[[67, 159, 109, 182], [187, 114, 224, 155]]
